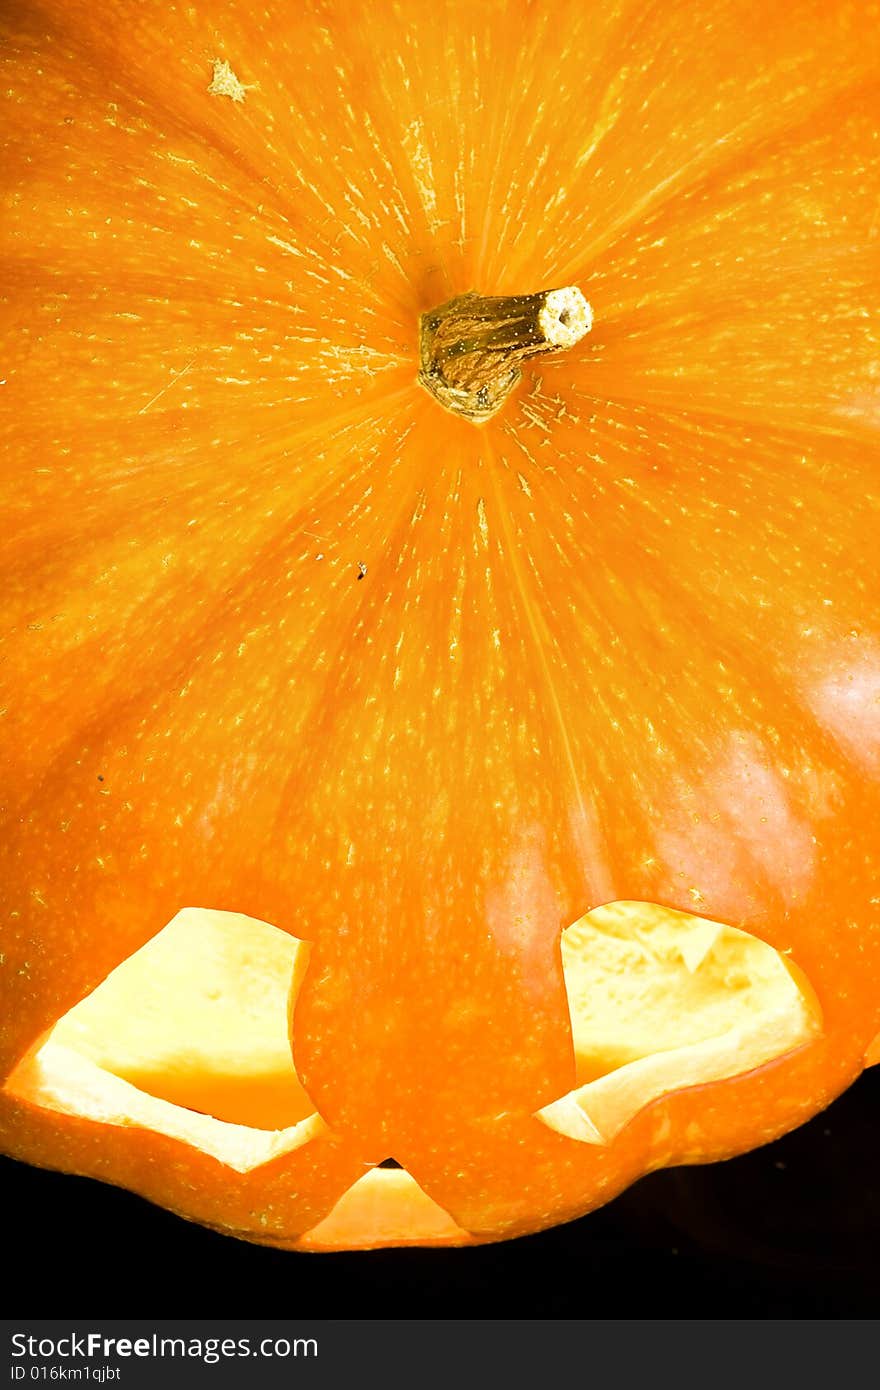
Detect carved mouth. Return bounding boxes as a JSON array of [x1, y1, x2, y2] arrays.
[[4, 899, 821, 1247]]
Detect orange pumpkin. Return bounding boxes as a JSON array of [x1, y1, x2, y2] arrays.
[[1, 0, 879, 1252]]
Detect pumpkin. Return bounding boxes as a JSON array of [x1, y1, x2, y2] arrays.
[[1, 0, 878, 1253]]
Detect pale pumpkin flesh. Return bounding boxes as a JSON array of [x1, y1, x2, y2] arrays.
[[1, 0, 879, 1249]]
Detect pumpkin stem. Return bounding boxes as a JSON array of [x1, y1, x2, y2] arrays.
[[418, 286, 591, 422]]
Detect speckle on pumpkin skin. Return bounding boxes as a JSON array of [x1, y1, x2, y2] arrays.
[[207, 59, 249, 104]]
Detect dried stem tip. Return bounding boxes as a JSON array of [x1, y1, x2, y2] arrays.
[[418, 286, 592, 423]]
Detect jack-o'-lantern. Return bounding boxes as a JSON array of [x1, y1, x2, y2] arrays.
[[1, 0, 878, 1250]]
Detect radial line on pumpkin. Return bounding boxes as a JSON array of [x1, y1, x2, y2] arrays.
[[105, 38, 382, 306], [346, 109, 424, 293], [566, 380, 865, 447], [537, 900, 822, 1145], [137, 356, 198, 415], [263, 225, 392, 317], [528, 395, 857, 823], [482, 429, 611, 898], [6, 394, 424, 812], [10, 386, 425, 767], [545, 67, 863, 289]]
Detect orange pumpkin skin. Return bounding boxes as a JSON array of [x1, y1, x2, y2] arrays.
[[1, 0, 879, 1250]]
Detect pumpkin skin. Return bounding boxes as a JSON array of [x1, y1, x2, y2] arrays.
[[1, 0, 879, 1251]]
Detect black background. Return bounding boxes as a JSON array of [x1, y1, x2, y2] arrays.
[[5, 1066, 879, 1318]]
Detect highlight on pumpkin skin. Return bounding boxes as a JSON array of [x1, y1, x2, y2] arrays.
[[537, 901, 823, 1146], [4, 908, 324, 1172]]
